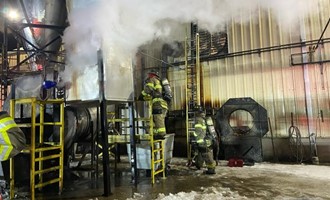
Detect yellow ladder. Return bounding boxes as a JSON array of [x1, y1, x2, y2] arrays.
[[150, 139, 166, 184], [185, 33, 201, 163], [106, 101, 166, 184], [147, 101, 166, 184], [9, 97, 65, 200]]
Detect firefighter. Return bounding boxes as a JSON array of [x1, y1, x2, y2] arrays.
[[139, 70, 168, 139], [190, 106, 216, 174], [0, 111, 26, 161]]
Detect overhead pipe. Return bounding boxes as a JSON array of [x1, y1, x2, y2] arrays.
[[311, 18, 330, 51], [170, 37, 330, 67], [291, 18, 330, 66]]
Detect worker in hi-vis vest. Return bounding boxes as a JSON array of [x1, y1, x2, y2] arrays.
[[0, 111, 26, 161]]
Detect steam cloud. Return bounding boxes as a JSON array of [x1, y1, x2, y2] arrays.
[[62, 0, 321, 80]]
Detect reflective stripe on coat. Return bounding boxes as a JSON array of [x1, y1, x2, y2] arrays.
[[0, 111, 26, 161]]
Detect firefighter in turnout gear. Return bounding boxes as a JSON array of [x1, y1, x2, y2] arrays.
[[0, 111, 26, 161], [140, 70, 169, 139], [190, 106, 216, 174]]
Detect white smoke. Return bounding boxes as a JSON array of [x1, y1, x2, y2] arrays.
[[62, 0, 320, 81]]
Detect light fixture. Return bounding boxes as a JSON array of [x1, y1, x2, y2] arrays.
[[6, 9, 19, 21]]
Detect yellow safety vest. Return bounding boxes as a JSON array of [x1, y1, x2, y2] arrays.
[[0, 112, 26, 161]]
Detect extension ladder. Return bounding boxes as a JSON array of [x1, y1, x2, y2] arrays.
[[185, 32, 201, 163]]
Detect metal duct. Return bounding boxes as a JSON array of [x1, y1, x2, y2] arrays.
[[17, 0, 67, 68], [61, 106, 98, 151], [3, 75, 98, 153], [65, 0, 134, 102]]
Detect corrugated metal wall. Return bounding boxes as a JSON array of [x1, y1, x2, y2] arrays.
[[167, 1, 330, 138]]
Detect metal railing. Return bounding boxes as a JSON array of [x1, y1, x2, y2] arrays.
[[9, 97, 64, 200]]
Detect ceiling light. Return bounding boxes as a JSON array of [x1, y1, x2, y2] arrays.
[[7, 9, 19, 21]]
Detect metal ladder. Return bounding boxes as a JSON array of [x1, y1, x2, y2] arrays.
[[147, 101, 166, 184], [107, 101, 166, 184], [185, 33, 201, 163], [150, 138, 165, 184], [9, 97, 65, 200], [0, 84, 7, 109]]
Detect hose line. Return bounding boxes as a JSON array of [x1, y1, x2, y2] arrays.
[[288, 125, 304, 163]]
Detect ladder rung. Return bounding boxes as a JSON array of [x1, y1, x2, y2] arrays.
[[154, 159, 163, 164], [35, 178, 61, 189], [35, 166, 60, 175], [35, 154, 61, 162], [35, 122, 63, 126], [154, 169, 164, 175], [153, 149, 163, 153], [35, 146, 61, 152]]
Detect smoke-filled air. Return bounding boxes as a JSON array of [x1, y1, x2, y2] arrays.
[[62, 0, 321, 79]]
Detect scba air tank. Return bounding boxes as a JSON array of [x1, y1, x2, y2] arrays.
[[161, 78, 173, 102]]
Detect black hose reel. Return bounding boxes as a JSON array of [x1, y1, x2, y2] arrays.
[[215, 97, 269, 162]]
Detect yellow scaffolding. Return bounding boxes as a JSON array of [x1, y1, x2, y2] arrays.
[[107, 100, 165, 184], [9, 97, 65, 200]]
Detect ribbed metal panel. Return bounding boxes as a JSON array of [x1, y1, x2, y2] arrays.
[[202, 2, 330, 137], [168, 67, 185, 111], [167, 1, 330, 138]]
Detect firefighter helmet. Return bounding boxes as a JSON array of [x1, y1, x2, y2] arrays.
[[148, 69, 160, 77], [195, 105, 205, 113]]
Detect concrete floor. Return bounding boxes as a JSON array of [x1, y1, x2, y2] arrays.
[[25, 157, 330, 200]]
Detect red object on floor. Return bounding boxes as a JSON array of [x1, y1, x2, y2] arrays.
[[228, 158, 244, 167]]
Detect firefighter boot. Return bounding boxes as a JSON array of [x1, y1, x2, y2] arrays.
[[204, 168, 216, 175], [154, 133, 165, 140]]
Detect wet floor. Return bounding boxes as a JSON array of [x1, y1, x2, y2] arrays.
[[22, 157, 330, 200]]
